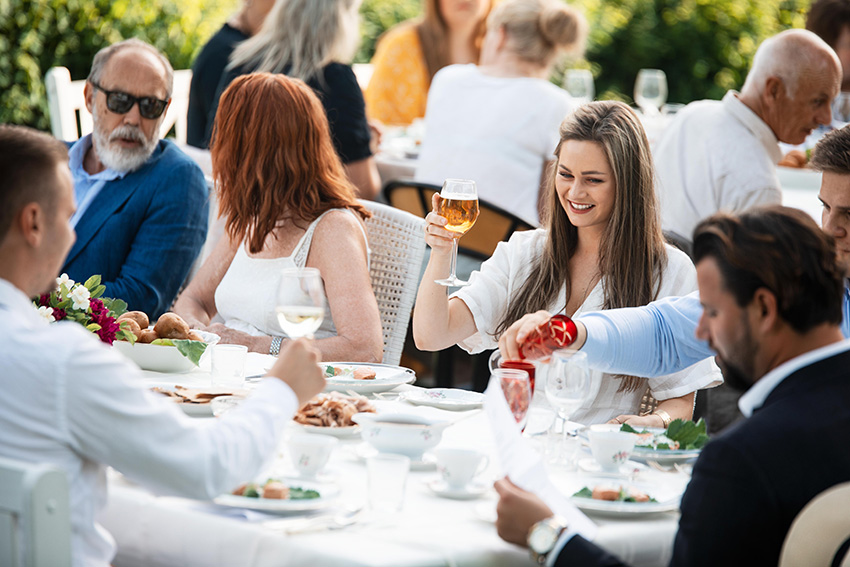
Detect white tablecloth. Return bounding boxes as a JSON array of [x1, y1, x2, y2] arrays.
[[103, 355, 684, 567]]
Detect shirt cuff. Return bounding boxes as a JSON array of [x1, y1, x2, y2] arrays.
[[546, 529, 579, 567]]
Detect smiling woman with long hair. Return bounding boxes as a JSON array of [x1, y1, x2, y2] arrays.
[[175, 72, 383, 361], [413, 101, 721, 426]]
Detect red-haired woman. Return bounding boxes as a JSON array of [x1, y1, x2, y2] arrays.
[[174, 72, 383, 361]]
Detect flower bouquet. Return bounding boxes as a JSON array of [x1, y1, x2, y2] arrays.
[[34, 274, 136, 345]]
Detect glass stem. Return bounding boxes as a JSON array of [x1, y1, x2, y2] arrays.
[[449, 237, 459, 280]]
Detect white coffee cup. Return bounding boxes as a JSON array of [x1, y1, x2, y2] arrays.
[[434, 448, 490, 489], [288, 433, 338, 478], [588, 429, 636, 473]]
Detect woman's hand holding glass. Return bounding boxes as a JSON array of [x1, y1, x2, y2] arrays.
[[425, 179, 479, 287]]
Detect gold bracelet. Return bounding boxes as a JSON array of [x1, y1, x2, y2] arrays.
[[653, 409, 672, 429]]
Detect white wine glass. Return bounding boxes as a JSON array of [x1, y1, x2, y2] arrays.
[[275, 267, 326, 339], [545, 350, 591, 441], [634, 69, 668, 116], [563, 69, 594, 104], [435, 178, 479, 287]]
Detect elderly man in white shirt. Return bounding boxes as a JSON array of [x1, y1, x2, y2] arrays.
[[654, 29, 841, 241], [0, 125, 325, 567]]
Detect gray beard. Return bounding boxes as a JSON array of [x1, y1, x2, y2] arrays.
[[92, 116, 158, 173]]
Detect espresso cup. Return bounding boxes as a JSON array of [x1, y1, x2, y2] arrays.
[[435, 447, 490, 489], [288, 433, 338, 478], [588, 429, 636, 473]]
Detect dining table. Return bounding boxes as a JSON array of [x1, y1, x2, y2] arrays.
[[102, 352, 689, 567]]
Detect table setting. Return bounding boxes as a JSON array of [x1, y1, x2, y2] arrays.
[[101, 341, 694, 567]]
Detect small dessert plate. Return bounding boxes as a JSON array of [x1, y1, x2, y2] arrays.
[[400, 388, 485, 411], [578, 458, 648, 477], [427, 479, 490, 500]]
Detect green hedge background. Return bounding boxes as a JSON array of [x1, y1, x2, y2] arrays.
[[2, 0, 810, 131]]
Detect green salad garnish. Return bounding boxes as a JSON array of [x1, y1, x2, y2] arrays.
[[620, 418, 709, 451], [572, 486, 657, 503]]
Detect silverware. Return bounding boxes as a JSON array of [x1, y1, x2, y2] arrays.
[[267, 504, 364, 534]]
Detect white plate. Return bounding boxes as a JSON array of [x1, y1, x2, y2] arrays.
[[427, 479, 490, 500], [214, 479, 339, 513], [578, 425, 702, 465], [400, 388, 484, 411], [114, 330, 219, 373], [354, 444, 437, 471], [577, 458, 649, 477], [292, 422, 362, 439], [565, 476, 682, 516], [322, 362, 416, 394]]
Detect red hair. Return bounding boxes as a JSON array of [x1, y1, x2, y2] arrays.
[[210, 72, 369, 254]]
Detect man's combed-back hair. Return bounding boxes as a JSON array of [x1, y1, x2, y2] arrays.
[[0, 125, 69, 241], [693, 206, 844, 333]]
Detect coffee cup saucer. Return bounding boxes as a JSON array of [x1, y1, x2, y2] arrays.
[[578, 458, 647, 477], [427, 478, 490, 500]]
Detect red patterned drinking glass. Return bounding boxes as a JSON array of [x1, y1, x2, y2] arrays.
[[519, 314, 578, 361]]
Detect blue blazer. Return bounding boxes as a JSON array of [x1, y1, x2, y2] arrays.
[[62, 139, 209, 319], [556, 347, 850, 567]]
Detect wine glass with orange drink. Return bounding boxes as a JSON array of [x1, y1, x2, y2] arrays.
[[435, 179, 479, 287]]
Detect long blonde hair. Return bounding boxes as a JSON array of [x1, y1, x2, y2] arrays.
[[496, 101, 667, 391], [229, 0, 360, 81], [414, 0, 491, 84]]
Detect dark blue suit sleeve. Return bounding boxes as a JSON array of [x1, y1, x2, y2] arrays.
[[554, 535, 629, 566], [102, 159, 208, 318]]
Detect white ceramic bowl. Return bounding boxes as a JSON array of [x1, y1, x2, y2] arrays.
[[351, 413, 451, 460], [113, 330, 219, 373]]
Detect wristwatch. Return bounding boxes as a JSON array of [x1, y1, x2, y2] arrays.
[[528, 516, 569, 565], [269, 336, 283, 356]]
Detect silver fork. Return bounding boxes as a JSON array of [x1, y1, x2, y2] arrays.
[[272, 505, 365, 534]]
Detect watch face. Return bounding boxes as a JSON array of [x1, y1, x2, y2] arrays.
[[529, 521, 559, 554]]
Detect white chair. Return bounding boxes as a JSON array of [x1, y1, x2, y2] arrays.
[[0, 457, 71, 567], [779, 481, 850, 567], [360, 200, 426, 366], [45, 65, 192, 144]]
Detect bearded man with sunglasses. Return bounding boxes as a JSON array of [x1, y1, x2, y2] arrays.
[[62, 38, 208, 318]]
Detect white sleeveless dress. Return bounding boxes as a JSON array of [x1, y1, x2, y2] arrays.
[[214, 209, 369, 339]]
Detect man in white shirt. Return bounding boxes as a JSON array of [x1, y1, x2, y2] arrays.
[[0, 125, 325, 567], [654, 29, 841, 241], [493, 206, 850, 567]]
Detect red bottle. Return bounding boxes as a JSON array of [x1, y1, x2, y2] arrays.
[[519, 314, 578, 361]]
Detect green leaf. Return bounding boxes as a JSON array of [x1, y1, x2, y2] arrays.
[[288, 487, 320, 500], [102, 297, 127, 317], [572, 486, 593, 499], [90, 284, 106, 299], [115, 329, 136, 344], [243, 484, 260, 498], [83, 274, 101, 289], [151, 338, 174, 346], [85, 322, 101, 332], [173, 339, 208, 366], [619, 423, 639, 434], [665, 418, 708, 450]]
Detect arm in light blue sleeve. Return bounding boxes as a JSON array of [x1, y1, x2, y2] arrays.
[[578, 291, 714, 377]]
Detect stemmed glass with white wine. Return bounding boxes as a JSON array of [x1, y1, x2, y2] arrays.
[[275, 267, 326, 339], [563, 69, 595, 105], [634, 69, 668, 116], [435, 179, 479, 287]]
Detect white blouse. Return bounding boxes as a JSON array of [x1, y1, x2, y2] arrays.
[[214, 209, 368, 339], [453, 229, 722, 424]]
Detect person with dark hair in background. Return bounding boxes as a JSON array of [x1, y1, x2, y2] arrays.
[[0, 124, 326, 567], [495, 205, 850, 567], [186, 0, 276, 147]]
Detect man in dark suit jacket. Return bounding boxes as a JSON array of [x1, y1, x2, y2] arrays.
[[494, 206, 850, 567], [63, 38, 208, 318]]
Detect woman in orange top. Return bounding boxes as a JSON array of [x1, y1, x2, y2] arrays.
[[365, 0, 492, 125]]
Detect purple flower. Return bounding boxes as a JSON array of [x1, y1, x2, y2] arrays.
[[89, 298, 105, 315], [53, 308, 67, 321], [95, 314, 119, 345]]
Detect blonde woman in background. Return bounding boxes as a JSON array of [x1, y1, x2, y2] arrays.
[[415, 0, 587, 226], [413, 102, 722, 427], [365, 0, 492, 125], [208, 0, 381, 199]]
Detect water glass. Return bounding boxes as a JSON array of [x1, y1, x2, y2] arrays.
[[634, 69, 668, 115], [211, 344, 248, 388], [367, 454, 410, 513], [563, 69, 594, 104]]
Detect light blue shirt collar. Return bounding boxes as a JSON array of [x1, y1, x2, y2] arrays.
[[738, 339, 850, 417]]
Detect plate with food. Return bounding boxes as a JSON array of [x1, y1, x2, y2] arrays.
[[215, 478, 339, 513], [399, 388, 485, 411], [292, 391, 375, 436], [152, 385, 248, 417], [567, 478, 682, 516], [580, 419, 707, 465], [320, 362, 416, 394], [113, 311, 218, 373]]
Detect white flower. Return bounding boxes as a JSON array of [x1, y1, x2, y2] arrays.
[[36, 305, 55, 323], [56, 273, 74, 291], [69, 285, 91, 311]]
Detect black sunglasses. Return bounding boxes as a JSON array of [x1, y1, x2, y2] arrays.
[[90, 80, 169, 120]]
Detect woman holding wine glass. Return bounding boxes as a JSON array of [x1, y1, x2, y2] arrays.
[[174, 73, 383, 361], [413, 101, 720, 426]]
